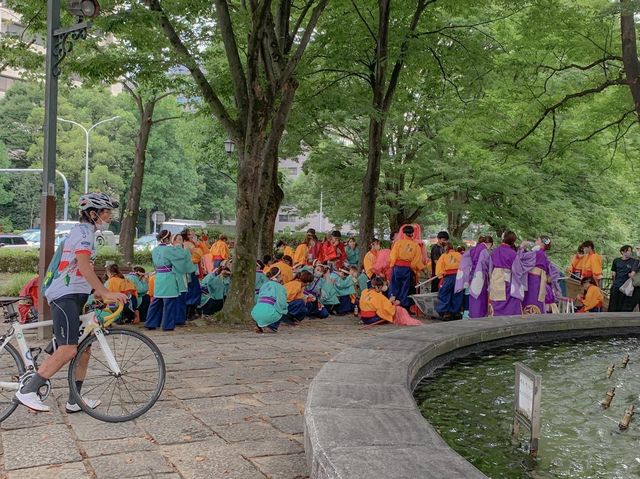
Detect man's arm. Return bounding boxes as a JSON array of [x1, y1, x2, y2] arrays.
[[76, 255, 127, 303]]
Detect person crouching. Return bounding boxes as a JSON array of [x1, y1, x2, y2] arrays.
[[251, 267, 288, 333], [358, 277, 398, 326], [284, 270, 315, 323]]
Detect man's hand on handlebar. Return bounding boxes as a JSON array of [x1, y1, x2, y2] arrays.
[[97, 292, 128, 304]]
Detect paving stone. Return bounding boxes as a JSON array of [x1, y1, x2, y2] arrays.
[[213, 420, 283, 442], [161, 441, 264, 479], [251, 452, 308, 479], [67, 414, 144, 441], [89, 451, 174, 479], [137, 406, 215, 445], [186, 398, 257, 426], [170, 384, 253, 400], [7, 461, 89, 479], [80, 436, 157, 458], [1, 401, 65, 431], [229, 437, 304, 458], [2, 424, 81, 470], [269, 415, 304, 435]]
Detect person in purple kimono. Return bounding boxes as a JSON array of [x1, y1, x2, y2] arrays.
[[512, 236, 552, 315], [489, 231, 523, 316], [455, 236, 493, 318]]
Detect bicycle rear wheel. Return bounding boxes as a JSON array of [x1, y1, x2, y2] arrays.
[[0, 343, 25, 422], [68, 328, 165, 422]]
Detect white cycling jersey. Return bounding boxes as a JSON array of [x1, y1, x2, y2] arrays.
[[45, 223, 97, 302]]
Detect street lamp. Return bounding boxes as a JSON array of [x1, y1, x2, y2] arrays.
[[224, 139, 236, 155], [57, 116, 120, 193], [67, 0, 100, 18]]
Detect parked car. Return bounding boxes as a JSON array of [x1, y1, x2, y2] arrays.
[[134, 234, 158, 251], [0, 234, 32, 249], [18, 224, 116, 249]]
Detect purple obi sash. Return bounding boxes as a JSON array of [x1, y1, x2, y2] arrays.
[[258, 297, 276, 305], [155, 265, 173, 273]]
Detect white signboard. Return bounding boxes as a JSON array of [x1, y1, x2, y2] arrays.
[[517, 373, 535, 420], [513, 362, 542, 457]]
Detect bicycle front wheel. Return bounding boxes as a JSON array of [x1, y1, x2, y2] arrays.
[[68, 328, 165, 422], [0, 342, 24, 422]]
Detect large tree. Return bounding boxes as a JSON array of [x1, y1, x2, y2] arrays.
[[145, 0, 329, 321]]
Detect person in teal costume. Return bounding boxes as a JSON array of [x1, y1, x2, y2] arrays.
[[345, 237, 360, 267], [335, 268, 356, 314], [200, 267, 231, 315], [251, 267, 288, 332], [320, 268, 340, 314], [145, 230, 194, 331]]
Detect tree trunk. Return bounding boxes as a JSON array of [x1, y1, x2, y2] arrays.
[[258, 173, 284, 259], [620, 0, 640, 120], [359, 116, 386, 261], [120, 101, 155, 263], [446, 191, 470, 239], [217, 148, 261, 323]]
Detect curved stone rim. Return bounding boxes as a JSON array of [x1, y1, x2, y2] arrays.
[[303, 313, 640, 479]]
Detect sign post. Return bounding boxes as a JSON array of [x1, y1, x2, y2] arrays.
[[152, 211, 166, 234], [513, 362, 542, 457]]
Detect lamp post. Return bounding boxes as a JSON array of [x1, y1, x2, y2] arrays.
[[57, 116, 119, 193], [40, 0, 100, 328]]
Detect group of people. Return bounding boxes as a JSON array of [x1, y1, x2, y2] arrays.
[[251, 229, 416, 332]]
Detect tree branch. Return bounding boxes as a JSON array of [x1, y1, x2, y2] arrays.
[[280, 0, 329, 86], [350, 0, 377, 42], [288, 0, 314, 53], [509, 78, 628, 148], [145, 0, 239, 137], [151, 115, 182, 125], [417, 9, 523, 36], [213, 0, 249, 122]]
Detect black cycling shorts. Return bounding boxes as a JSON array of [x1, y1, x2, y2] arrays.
[[49, 293, 89, 346]]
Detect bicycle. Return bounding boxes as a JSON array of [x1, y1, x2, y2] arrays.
[[0, 296, 165, 423]]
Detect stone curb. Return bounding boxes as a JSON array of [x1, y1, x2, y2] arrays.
[[303, 313, 640, 479]]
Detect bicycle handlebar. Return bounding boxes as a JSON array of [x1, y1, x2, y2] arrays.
[[100, 302, 124, 328]]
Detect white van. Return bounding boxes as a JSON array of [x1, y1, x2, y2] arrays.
[[160, 220, 207, 236], [55, 221, 118, 247]]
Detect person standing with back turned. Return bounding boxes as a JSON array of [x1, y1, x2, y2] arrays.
[[15, 193, 127, 413]]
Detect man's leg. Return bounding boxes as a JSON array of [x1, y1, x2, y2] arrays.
[[16, 294, 86, 412]]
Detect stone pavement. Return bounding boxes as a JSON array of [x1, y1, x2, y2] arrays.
[[0, 317, 394, 479]]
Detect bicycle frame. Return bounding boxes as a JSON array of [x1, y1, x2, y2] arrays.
[[0, 309, 122, 392]]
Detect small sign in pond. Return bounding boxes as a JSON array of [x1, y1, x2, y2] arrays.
[[513, 362, 542, 457]]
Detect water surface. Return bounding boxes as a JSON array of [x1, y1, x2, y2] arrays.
[[415, 337, 640, 478]]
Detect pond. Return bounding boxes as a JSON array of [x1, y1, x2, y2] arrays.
[[415, 337, 640, 479]]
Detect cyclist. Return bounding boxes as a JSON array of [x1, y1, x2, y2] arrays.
[[15, 193, 127, 413]]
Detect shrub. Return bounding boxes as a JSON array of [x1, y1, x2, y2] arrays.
[[0, 249, 39, 273], [0, 272, 36, 296], [133, 249, 152, 266]]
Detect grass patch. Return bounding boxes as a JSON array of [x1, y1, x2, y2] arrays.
[[0, 272, 36, 296]]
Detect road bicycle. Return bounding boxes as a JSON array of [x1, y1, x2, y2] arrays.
[[0, 296, 165, 423]]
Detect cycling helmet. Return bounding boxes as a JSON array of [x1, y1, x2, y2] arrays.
[[78, 192, 119, 211]]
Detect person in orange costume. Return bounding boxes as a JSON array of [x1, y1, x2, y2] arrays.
[[265, 253, 294, 284], [209, 234, 230, 269], [359, 277, 398, 326], [389, 225, 424, 308], [435, 242, 463, 320], [576, 276, 604, 312], [580, 240, 602, 285]]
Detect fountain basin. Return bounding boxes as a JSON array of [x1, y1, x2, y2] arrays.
[[303, 313, 640, 479]]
